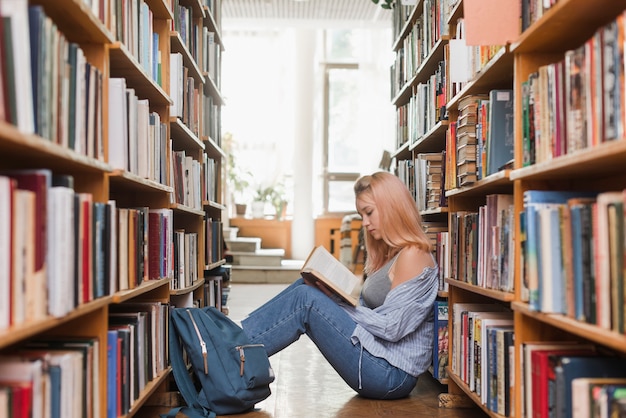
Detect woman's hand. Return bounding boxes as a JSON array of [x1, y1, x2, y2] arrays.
[[303, 277, 336, 299]]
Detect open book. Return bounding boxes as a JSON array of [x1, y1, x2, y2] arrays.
[[300, 246, 361, 306]]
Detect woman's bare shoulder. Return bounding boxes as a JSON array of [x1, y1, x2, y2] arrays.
[[391, 246, 435, 287]]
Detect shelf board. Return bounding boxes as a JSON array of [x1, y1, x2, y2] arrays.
[[170, 32, 205, 85], [446, 370, 501, 417], [0, 122, 112, 174], [204, 200, 226, 211], [391, 0, 426, 51], [202, 6, 225, 49], [170, 278, 205, 295], [410, 120, 449, 153], [109, 43, 172, 106], [170, 118, 205, 151], [108, 170, 174, 194], [392, 141, 411, 160], [32, 0, 114, 44], [145, 0, 175, 20], [203, 137, 226, 160], [202, 73, 226, 106], [445, 170, 513, 198], [511, 301, 626, 354], [111, 278, 172, 304], [206, 260, 226, 271], [393, 37, 449, 106], [447, 47, 514, 110], [510, 140, 626, 182], [421, 207, 449, 216], [0, 297, 110, 350], [445, 279, 515, 303], [511, 0, 626, 53], [126, 367, 173, 416], [170, 202, 206, 217]]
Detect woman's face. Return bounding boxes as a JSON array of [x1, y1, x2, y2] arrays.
[[356, 194, 381, 240]]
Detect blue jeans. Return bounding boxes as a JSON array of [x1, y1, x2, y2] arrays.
[[241, 279, 418, 399]]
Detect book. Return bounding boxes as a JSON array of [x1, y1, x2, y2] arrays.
[[300, 246, 361, 307], [531, 347, 595, 418], [486, 89, 514, 176], [572, 377, 626, 418], [523, 190, 597, 311], [552, 355, 626, 418], [432, 300, 448, 380]]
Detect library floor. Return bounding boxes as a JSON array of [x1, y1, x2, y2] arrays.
[[224, 283, 488, 418]]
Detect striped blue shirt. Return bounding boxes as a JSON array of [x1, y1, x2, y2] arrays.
[[341, 263, 439, 377]]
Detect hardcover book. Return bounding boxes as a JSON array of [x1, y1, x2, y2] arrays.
[[300, 246, 361, 307]]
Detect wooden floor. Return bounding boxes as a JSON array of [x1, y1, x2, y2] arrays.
[[225, 283, 488, 418]]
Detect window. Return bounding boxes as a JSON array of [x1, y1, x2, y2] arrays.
[[320, 29, 394, 214]]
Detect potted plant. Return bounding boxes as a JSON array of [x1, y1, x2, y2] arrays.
[[250, 186, 273, 218], [224, 133, 253, 216]]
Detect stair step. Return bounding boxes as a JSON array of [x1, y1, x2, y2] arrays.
[[226, 236, 261, 253], [231, 248, 286, 267], [231, 260, 304, 284]]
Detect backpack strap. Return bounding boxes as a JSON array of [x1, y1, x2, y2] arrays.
[[162, 313, 216, 418]]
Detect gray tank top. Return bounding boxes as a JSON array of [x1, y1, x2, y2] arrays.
[[360, 253, 400, 309]]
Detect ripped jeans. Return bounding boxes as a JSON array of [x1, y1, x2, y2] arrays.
[[241, 278, 417, 399]]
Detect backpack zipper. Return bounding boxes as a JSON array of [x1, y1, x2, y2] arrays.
[[186, 309, 208, 374], [235, 344, 265, 376]]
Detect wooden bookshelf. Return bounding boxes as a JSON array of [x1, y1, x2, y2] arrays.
[[0, 0, 225, 415], [389, 0, 626, 417]]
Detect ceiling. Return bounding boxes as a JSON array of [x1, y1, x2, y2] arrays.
[[221, 0, 392, 28]]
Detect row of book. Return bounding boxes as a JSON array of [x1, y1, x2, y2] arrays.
[[390, 0, 452, 96], [431, 299, 449, 380], [397, 60, 448, 148], [445, 18, 504, 102], [1, 4, 104, 159], [0, 337, 101, 418], [170, 52, 201, 136], [522, 188, 626, 333], [453, 304, 626, 418], [451, 303, 514, 416], [171, 149, 204, 210], [521, 11, 626, 166], [396, 152, 446, 211], [108, 301, 169, 417], [108, 77, 168, 182], [445, 90, 514, 189], [520, 341, 626, 418], [0, 168, 219, 331], [449, 193, 515, 293], [112, 0, 162, 86]]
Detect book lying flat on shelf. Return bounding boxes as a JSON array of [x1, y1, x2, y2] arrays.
[[301, 246, 361, 307]]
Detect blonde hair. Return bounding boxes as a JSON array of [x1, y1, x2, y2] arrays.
[[354, 172, 432, 273]]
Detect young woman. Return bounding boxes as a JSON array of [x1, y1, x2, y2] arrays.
[[241, 171, 439, 399]]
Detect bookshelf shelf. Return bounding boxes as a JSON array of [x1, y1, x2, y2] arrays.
[[0, 297, 111, 351], [446, 47, 514, 110], [445, 170, 512, 198], [109, 170, 174, 194], [32, 0, 114, 44], [170, 32, 206, 84], [170, 278, 206, 296], [0, 0, 225, 415], [170, 117, 206, 150], [109, 44, 172, 106], [511, 302, 626, 354], [110, 278, 172, 304], [0, 123, 112, 173], [446, 279, 515, 303], [392, 37, 450, 106], [511, 0, 625, 53], [410, 120, 450, 153], [510, 139, 626, 182], [446, 371, 502, 418]]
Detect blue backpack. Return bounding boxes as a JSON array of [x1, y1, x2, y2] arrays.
[[162, 306, 275, 418]]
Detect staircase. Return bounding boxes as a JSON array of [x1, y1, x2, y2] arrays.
[[225, 227, 303, 284]]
